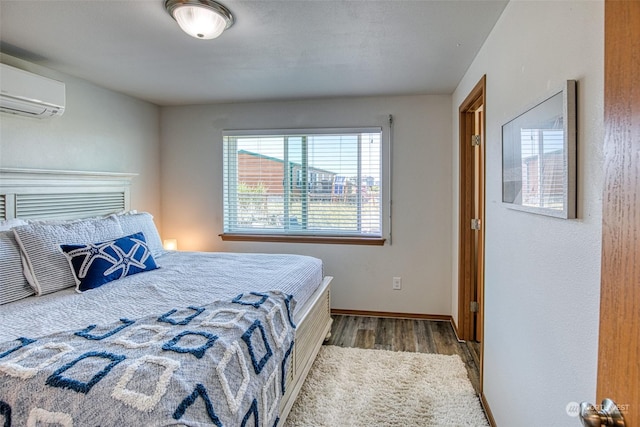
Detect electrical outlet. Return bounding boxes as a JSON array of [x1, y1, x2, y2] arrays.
[[392, 277, 402, 290]]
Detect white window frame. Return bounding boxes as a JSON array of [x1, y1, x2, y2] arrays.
[[222, 128, 385, 244]]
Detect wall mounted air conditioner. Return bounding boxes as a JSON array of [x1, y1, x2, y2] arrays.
[[0, 63, 65, 118]]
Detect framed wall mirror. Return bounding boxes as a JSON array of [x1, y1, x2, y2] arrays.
[[502, 80, 577, 219]]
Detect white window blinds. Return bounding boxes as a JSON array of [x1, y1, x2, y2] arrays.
[[223, 128, 382, 237], [518, 128, 565, 209]]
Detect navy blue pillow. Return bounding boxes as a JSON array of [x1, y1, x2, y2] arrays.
[[61, 232, 158, 292]]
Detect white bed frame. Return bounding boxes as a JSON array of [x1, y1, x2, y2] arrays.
[[0, 167, 333, 422]]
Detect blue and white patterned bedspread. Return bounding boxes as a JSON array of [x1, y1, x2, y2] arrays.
[[0, 290, 296, 427]]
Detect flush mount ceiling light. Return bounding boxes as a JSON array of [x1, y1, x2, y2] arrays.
[[164, 0, 234, 40]]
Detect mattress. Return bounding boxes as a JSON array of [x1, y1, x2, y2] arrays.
[[0, 251, 323, 342]]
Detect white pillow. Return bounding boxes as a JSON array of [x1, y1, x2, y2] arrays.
[[0, 230, 35, 304], [116, 212, 164, 258], [0, 218, 28, 231], [12, 215, 124, 295]]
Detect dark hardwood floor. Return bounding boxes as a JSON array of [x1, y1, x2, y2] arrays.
[[324, 315, 481, 394]]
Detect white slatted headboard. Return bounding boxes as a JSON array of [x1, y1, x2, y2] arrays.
[[0, 168, 137, 221]]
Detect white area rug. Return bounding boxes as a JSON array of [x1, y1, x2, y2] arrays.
[[285, 345, 489, 427]]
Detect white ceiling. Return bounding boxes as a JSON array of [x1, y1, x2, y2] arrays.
[[0, 0, 507, 106]]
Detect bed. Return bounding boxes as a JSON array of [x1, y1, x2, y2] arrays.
[[0, 168, 333, 426]]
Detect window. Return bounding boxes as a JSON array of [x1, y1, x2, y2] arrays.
[[222, 128, 382, 242]]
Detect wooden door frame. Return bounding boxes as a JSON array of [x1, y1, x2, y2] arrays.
[[457, 75, 486, 346], [596, 1, 639, 423]]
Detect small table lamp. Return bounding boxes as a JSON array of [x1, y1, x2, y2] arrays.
[[163, 239, 178, 251]]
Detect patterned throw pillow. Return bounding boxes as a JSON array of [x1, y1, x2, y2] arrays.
[[60, 232, 159, 292], [13, 215, 125, 295]]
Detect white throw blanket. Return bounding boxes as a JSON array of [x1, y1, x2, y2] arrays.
[[0, 290, 297, 427]]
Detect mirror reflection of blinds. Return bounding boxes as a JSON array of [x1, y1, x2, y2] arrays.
[[520, 128, 565, 210], [223, 128, 382, 237]]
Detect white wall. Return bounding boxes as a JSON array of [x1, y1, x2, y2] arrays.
[[451, 1, 603, 425], [0, 54, 161, 220], [160, 95, 453, 315]]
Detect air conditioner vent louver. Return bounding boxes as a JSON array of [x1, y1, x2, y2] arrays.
[[0, 63, 65, 119]]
